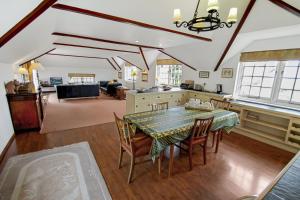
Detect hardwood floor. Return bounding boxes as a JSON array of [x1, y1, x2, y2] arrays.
[[0, 122, 294, 200]]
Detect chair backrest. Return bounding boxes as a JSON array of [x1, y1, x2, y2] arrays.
[[151, 102, 169, 111], [210, 98, 230, 110], [114, 112, 133, 147], [190, 117, 214, 139]]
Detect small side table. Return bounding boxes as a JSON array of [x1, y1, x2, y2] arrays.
[[116, 87, 129, 100]]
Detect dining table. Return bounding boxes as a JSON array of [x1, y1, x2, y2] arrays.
[[124, 106, 240, 176]]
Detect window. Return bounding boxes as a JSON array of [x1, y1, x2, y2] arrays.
[[125, 66, 137, 82], [68, 73, 95, 84], [235, 60, 300, 108], [156, 64, 182, 86]]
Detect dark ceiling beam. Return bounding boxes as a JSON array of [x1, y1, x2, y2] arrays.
[[0, 0, 57, 48], [159, 50, 197, 71], [117, 56, 143, 70], [268, 0, 300, 17], [53, 42, 140, 54], [111, 57, 122, 71], [19, 48, 56, 66], [52, 32, 164, 50], [52, 4, 212, 42], [139, 47, 149, 70], [47, 53, 107, 60], [106, 58, 117, 70], [214, 0, 256, 71]]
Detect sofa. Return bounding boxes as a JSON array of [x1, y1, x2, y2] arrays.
[[100, 81, 122, 96]]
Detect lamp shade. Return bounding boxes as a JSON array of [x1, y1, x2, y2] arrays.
[[18, 67, 28, 75], [227, 8, 238, 23], [207, 0, 219, 12], [173, 9, 182, 22]]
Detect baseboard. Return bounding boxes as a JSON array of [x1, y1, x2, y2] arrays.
[[0, 133, 15, 164]]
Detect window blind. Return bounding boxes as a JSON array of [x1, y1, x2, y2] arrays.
[[240, 49, 300, 62]]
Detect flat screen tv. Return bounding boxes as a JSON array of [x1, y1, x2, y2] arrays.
[[50, 77, 63, 86]]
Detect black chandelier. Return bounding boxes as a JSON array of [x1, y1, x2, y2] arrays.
[[173, 0, 238, 33]]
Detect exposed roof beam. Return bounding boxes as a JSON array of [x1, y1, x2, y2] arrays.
[[52, 32, 164, 50], [52, 4, 212, 42], [106, 58, 117, 70], [53, 42, 140, 54], [19, 48, 56, 66], [111, 57, 122, 71], [47, 53, 116, 70], [47, 53, 107, 60], [117, 56, 143, 70], [139, 47, 149, 70], [268, 0, 300, 17], [214, 0, 256, 71], [0, 0, 57, 48], [159, 50, 197, 71]]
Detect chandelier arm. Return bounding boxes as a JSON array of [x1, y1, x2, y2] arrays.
[[174, 21, 190, 28], [220, 22, 234, 28], [193, 0, 201, 19]]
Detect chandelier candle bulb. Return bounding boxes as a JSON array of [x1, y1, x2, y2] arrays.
[[227, 8, 238, 23], [207, 0, 219, 12], [173, 9, 182, 23]]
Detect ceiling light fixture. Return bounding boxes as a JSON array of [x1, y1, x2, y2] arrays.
[[135, 40, 139, 43], [173, 0, 237, 32]]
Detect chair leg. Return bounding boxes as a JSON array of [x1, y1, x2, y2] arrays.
[[188, 145, 193, 171], [118, 146, 124, 169], [220, 131, 223, 141], [215, 133, 221, 153], [211, 133, 215, 147], [203, 143, 207, 165], [158, 151, 164, 175], [128, 156, 135, 183]]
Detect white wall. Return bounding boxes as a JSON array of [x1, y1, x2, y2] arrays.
[[38, 55, 117, 84], [0, 62, 14, 154]]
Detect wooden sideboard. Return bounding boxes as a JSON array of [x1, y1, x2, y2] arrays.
[[7, 93, 42, 132], [126, 89, 230, 114]]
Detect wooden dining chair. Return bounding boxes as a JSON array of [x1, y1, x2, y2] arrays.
[[176, 116, 214, 170], [151, 102, 168, 111], [209, 98, 230, 152], [114, 112, 153, 183]]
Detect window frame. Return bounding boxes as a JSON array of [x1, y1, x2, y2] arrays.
[[156, 64, 182, 87], [234, 60, 300, 109], [124, 66, 137, 82]]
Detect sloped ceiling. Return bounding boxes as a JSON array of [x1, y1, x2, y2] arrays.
[[0, 0, 299, 71]]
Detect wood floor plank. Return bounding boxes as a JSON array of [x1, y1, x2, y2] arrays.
[[0, 122, 294, 200]]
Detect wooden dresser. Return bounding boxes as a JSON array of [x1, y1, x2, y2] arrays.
[[7, 93, 42, 132]]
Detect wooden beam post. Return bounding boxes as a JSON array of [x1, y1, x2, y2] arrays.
[[106, 58, 117, 71], [139, 47, 149, 70], [159, 50, 197, 71], [52, 32, 164, 50], [214, 0, 256, 71], [268, 0, 300, 17], [53, 42, 140, 54], [117, 56, 143, 70], [47, 53, 107, 60], [0, 0, 57, 48], [51, 4, 212, 42], [112, 57, 122, 71], [19, 48, 56, 66]]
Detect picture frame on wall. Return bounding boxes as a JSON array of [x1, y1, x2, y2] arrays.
[[141, 72, 148, 82], [118, 71, 122, 79], [199, 71, 209, 78], [221, 68, 233, 78]]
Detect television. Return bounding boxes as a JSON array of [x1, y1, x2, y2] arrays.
[[50, 77, 63, 86]]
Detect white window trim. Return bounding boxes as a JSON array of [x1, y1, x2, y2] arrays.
[[234, 60, 300, 110]]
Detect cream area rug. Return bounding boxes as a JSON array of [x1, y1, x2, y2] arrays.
[[40, 93, 126, 133], [0, 142, 112, 200]]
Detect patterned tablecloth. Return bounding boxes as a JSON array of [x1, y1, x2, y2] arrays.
[[124, 107, 240, 158]]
